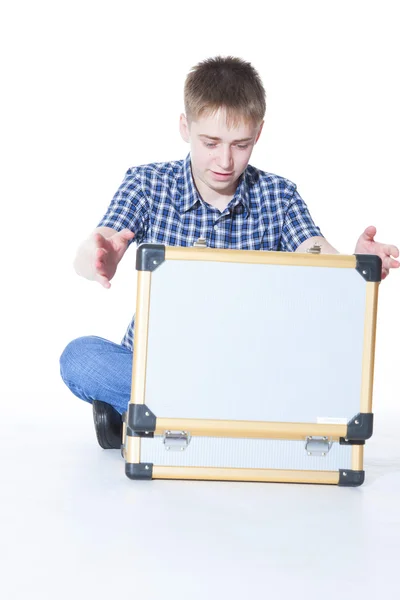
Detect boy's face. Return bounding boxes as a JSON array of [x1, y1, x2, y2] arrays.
[[179, 108, 263, 197]]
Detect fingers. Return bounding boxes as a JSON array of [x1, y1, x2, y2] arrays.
[[382, 255, 400, 270], [364, 225, 376, 239], [380, 252, 400, 280], [117, 229, 135, 243], [95, 247, 107, 273], [94, 229, 134, 248], [95, 247, 107, 263], [93, 233, 108, 248], [385, 244, 400, 258], [96, 247, 107, 258], [95, 273, 111, 289], [95, 262, 107, 276]]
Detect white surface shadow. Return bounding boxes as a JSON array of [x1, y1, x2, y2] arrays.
[[1, 401, 400, 599]]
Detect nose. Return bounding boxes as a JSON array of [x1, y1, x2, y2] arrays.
[[217, 145, 233, 172]]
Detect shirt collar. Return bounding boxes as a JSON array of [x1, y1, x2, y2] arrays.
[[178, 153, 251, 216], [180, 153, 201, 212]]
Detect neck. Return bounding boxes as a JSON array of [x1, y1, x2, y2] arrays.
[[192, 175, 238, 212]]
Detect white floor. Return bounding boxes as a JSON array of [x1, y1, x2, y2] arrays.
[[2, 402, 400, 600]]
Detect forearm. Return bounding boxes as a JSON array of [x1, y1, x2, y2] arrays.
[[295, 236, 339, 255], [73, 226, 117, 279]]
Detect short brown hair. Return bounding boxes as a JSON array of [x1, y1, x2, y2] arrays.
[[184, 55, 266, 127]]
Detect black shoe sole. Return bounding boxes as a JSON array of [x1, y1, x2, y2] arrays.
[[92, 400, 122, 450]]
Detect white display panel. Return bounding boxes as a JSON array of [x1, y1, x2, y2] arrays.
[[144, 260, 366, 425]]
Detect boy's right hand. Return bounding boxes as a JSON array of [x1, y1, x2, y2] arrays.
[[92, 229, 135, 288]]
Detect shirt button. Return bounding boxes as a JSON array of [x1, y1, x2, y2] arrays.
[[214, 225, 219, 230]]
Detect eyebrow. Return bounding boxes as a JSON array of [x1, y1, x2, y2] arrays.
[[199, 135, 253, 143]]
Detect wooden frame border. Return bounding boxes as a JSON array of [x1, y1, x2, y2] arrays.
[[153, 418, 346, 440], [165, 247, 356, 269], [125, 270, 151, 465], [129, 270, 152, 406], [351, 445, 364, 471], [151, 466, 340, 484], [360, 282, 379, 413]]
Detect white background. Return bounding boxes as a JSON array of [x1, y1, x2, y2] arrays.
[[1, 0, 399, 417], [1, 3, 400, 598]]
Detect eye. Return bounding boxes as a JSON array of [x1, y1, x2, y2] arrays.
[[204, 142, 217, 148], [237, 144, 250, 150]]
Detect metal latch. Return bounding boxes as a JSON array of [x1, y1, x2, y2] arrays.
[[305, 436, 332, 457], [163, 431, 191, 451], [193, 237, 207, 248], [306, 243, 322, 254]]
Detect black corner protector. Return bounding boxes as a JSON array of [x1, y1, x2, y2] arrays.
[[136, 244, 166, 271], [339, 469, 365, 487], [346, 413, 374, 440], [126, 427, 154, 438], [128, 403, 157, 433], [339, 438, 365, 446], [354, 254, 382, 282], [125, 462, 153, 480]]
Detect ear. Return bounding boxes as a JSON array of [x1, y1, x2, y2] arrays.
[[254, 120, 264, 144], [179, 113, 190, 143]]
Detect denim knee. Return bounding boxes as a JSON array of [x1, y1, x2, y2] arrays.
[[60, 336, 93, 386], [59, 335, 132, 412]]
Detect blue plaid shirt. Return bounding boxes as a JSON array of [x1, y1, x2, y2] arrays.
[[98, 153, 322, 350]]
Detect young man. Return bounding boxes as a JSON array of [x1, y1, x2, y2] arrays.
[[60, 56, 399, 450]]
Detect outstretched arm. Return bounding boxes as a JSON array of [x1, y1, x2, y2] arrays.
[[354, 226, 399, 280], [295, 226, 400, 281], [74, 227, 135, 288], [295, 236, 339, 255]]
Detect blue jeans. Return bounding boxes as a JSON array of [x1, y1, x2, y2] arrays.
[[59, 336, 133, 414]]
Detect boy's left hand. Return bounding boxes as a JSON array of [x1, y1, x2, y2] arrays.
[[355, 226, 400, 280]]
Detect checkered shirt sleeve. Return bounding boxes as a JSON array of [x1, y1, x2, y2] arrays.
[[97, 169, 149, 244], [279, 188, 323, 252]]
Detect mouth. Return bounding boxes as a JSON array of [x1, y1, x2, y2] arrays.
[[211, 171, 233, 178]]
